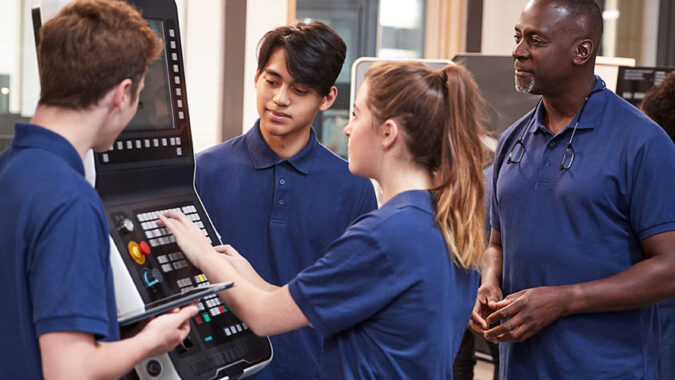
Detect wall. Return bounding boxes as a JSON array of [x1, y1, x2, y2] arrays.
[[0, 0, 21, 113], [481, 0, 529, 55], [242, 0, 289, 134], [178, 0, 225, 153]]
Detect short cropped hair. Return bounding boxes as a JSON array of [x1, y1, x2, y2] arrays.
[[257, 21, 346, 97], [551, 0, 603, 53], [641, 72, 675, 143], [38, 0, 163, 110]]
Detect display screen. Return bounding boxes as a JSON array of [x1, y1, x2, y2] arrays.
[[126, 19, 175, 131]]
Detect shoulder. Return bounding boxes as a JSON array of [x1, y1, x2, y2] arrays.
[[196, 134, 249, 172], [313, 143, 372, 188]]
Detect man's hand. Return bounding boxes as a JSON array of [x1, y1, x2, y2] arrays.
[[469, 281, 503, 334], [483, 285, 571, 343], [138, 305, 198, 357]]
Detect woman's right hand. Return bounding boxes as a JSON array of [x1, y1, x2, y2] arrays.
[[158, 211, 217, 269]]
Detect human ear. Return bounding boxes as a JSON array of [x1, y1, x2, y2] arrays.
[[380, 119, 399, 150], [573, 40, 593, 65], [319, 86, 338, 111], [111, 79, 134, 112]]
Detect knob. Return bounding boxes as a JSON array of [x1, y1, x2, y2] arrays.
[[118, 218, 134, 233], [146, 359, 162, 377]]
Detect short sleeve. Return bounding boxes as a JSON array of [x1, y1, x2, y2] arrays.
[[629, 133, 675, 240], [490, 158, 502, 232], [288, 224, 404, 336], [29, 197, 111, 338]]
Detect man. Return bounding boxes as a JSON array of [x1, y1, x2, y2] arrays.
[[0, 1, 197, 378], [195, 22, 377, 379], [470, 0, 675, 378], [641, 71, 675, 379]]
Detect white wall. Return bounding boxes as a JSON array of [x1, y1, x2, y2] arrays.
[[481, 0, 529, 55], [0, 0, 23, 113], [179, 0, 225, 153], [242, 0, 288, 134]]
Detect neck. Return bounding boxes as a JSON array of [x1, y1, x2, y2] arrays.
[[259, 123, 311, 159], [376, 161, 433, 204], [30, 105, 103, 160], [541, 73, 596, 135]]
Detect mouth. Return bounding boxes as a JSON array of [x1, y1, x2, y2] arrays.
[[266, 108, 291, 120], [514, 67, 533, 76]]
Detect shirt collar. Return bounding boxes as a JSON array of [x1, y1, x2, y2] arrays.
[[529, 75, 607, 134], [11, 123, 85, 176], [384, 190, 435, 215], [245, 119, 317, 175]]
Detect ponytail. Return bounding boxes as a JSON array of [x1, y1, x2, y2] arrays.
[[432, 65, 487, 270], [365, 62, 488, 269]]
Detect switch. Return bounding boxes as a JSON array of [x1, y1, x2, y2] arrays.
[[139, 240, 151, 255], [128, 241, 145, 265], [142, 269, 159, 288], [118, 218, 134, 233]]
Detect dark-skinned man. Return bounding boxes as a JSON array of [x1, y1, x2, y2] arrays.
[[469, 0, 675, 378]]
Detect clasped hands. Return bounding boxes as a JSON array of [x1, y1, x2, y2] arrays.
[[469, 283, 571, 343]]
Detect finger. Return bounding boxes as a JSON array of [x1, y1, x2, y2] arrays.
[[486, 296, 525, 325], [471, 305, 488, 329]]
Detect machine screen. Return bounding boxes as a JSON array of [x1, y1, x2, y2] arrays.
[[127, 19, 174, 131]]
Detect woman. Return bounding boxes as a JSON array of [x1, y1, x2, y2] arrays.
[[160, 61, 488, 378]]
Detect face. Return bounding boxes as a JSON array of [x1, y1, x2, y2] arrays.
[[343, 81, 382, 179], [512, 0, 578, 94], [93, 77, 145, 152], [255, 48, 331, 144]]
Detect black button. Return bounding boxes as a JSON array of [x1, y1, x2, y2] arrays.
[[146, 359, 162, 377]]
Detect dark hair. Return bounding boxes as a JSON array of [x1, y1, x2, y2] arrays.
[[257, 21, 346, 96], [551, 0, 603, 52], [641, 72, 675, 143], [365, 62, 488, 269], [38, 0, 163, 109]]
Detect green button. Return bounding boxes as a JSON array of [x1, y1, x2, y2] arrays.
[[203, 313, 211, 322]]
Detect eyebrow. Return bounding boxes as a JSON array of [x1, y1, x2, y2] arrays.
[[263, 69, 283, 78]]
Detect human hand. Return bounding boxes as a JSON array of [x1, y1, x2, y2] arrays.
[[483, 286, 570, 343], [469, 281, 503, 334], [158, 211, 217, 269], [138, 305, 198, 357]]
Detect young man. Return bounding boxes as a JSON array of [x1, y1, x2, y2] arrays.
[[195, 22, 377, 379], [470, 0, 675, 378], [0, 1, 197, 378]]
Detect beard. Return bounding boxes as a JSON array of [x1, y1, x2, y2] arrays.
[[515, 75, 535, 93]]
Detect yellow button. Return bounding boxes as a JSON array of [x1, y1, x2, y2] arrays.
[[199, 274, 205, 282], [128, 241, 145, 265]]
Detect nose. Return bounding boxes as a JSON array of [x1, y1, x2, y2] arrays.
[[512, 38, 529, 60], [343, 122, 352, 137], [273, 85, 291, 107]]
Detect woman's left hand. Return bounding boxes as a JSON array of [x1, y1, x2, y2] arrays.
[[158, 211, 216, 269]]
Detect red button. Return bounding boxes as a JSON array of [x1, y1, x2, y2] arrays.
[[139, 241, 151, 255], [195, 316, 202, 325]]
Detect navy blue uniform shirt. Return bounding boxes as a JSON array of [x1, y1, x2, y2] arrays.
[[491, 77, 675, 379], [0, 123, 119, 379], [289, 190, 479, 379], [195, 120, 377, 379]]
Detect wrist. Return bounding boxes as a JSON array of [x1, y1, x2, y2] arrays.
[[559, 284, 582, 317]]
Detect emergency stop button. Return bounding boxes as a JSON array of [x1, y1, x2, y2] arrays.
[[139, 240, 151, 255], [128, 241, 145, 265]]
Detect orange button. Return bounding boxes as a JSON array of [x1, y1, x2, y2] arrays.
[[128, 241, 145, 265], [139, 241, 151, 255]]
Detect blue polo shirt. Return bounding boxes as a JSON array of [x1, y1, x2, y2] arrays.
[[195, 120, 377, 379], [0, 123, 119, 379], [491, 77, 675, 379], [289, 190, 479, 379]]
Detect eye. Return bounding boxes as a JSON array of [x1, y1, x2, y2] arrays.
[[293, 87, 309, 95], [513, 34, 522, 43]]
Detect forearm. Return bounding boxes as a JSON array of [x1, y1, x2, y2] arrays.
[[564, 253, 675, 316], [41, 333, 155, 380], [195, 252, 306, 336], [481, 244, 503, 287]]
